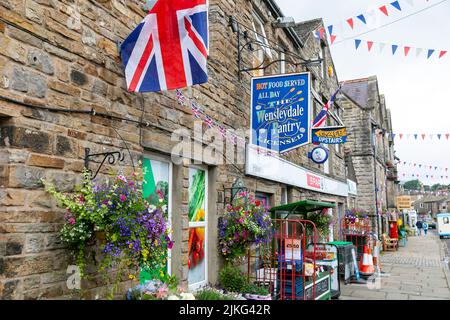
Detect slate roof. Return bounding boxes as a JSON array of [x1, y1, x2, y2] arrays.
[[293, 18, 323, 43], [340, 78, 370, 109]]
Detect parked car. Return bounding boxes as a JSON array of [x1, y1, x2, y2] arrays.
[[423, 217, 436, 229]]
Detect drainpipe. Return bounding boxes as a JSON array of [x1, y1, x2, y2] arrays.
[[371, 122, 382, 239]]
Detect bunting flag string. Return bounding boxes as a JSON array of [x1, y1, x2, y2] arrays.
[[175, 90, 291, 159], [397, 161, 449, 173], [376, 132, 450, 140], [325, 0, 448, 49], [326, 0, 408, 37], [400, 172, 449, 181], [352, 38, 447, 60]]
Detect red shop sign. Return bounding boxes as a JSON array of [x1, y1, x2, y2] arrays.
[[307, 174, 322, 189]]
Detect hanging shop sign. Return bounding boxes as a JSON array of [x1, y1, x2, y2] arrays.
[[308, 146, 329, 164], [312, 126, 347, 144], [250, 73, 311, 153]]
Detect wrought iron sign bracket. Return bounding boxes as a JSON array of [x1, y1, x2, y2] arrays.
[[229, 15, 323, 80], [84, 148, 125, 180]]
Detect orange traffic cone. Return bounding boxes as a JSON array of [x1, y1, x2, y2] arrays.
[[359, 245, 375, 277]]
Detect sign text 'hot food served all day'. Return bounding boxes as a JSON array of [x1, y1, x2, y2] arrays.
[[251, 73, 311, 153]]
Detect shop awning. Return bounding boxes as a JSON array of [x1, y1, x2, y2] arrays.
[[270, 200, 336, 218]]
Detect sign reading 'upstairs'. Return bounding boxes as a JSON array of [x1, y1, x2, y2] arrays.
[[250, 73, 311, 153]]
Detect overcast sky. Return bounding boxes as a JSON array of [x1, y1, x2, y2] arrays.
[[276, 0, 450, 186]]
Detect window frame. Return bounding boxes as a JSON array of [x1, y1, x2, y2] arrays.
[[187, 165, 209, 290], [143, 153, 174, 275]]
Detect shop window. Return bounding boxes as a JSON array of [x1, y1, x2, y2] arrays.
[[255, 192, 272, 208], [188, 167, 208, 289], [142, 155, 173, 279]]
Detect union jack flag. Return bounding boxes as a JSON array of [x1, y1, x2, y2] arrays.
[[191, 102, 202, 119], [120, 0, 209, 92], [312, 87, 341, 128]]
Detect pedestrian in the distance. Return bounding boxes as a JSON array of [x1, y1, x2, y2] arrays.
[[423, 222, 429, 236], [416, 220, 423, 236]]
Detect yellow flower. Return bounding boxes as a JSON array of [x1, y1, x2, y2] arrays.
[[128, 274, 136, 280], [129, 243, 133, 249]]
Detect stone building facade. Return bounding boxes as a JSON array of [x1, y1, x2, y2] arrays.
[[0, 0, 349, 299], [339, 76, 399, 234]]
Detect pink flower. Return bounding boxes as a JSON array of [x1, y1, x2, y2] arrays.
[[238, 218, 244, 223], [68, 218, 76, 225], [157, 189, 164, 200], [117, 175, 127, 183], [119, 194, 127, 202]]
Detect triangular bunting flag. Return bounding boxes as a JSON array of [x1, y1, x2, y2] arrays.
[[355, 39, 362, 50], [399, 133, 403, 139], [437, 134, 442, 140], [416, 48, 423, 57], [327, 25, 333, 36], [392, 133, 396, 139], [414, 134, 418, 140], [427, 49, 435, 59], [421, 134, 426, 140], [446, 133, 449, 140], [407, 134, 411, 139], [357, 14, 367, 24], [391, 1, 402, 11], [404, 46, 411, 56], [367, 41, 374, 51], [406, 0, 415, 7], [319, 28, 325, 40], [379, 5, 389, 16], [439, 50, 447, 58], [330, 35, 337, 45], [392, 45, 398, 55], [347, 18, 354, 29], [379, 43, 386, 53]]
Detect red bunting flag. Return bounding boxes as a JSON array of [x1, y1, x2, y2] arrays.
[[367, 41, 374, 51], [404, 46, 411, 56], [421, 134, 426, 140], [379, 5, 389, 16], [330, 34, 337, 45], [399, 133, 403, 139], [439, 50, 447, 58], [347, 18, 354, 29]]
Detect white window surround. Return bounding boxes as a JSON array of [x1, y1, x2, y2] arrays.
[[143, 153, 173, 275], [252, 12, 273, 59], [188, 165, 208, 290]]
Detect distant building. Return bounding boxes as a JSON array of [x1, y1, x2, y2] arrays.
[[339, 76, 400, 236], [413, 196, 450, 217]]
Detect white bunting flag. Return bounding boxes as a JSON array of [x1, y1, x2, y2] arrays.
[[416, 48, 423, 57], [405, 0, 415, 7], [366, 9, 377, 26], [379, 42, 386, 53]]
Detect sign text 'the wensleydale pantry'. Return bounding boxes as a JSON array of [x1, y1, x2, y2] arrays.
[[250, 73, 311, 153]]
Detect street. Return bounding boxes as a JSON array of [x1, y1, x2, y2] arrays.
[[340, 230, 450, 300]]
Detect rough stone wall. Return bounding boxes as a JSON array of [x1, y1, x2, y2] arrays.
[[0, 0, 349, 299]]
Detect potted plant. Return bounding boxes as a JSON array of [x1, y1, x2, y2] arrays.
[[218, 192, 272, 263], [242, 283, 271, 300], [43, 165, 173, 299]]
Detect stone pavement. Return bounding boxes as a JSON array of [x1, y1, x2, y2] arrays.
[[339, 231, 450, 300]]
